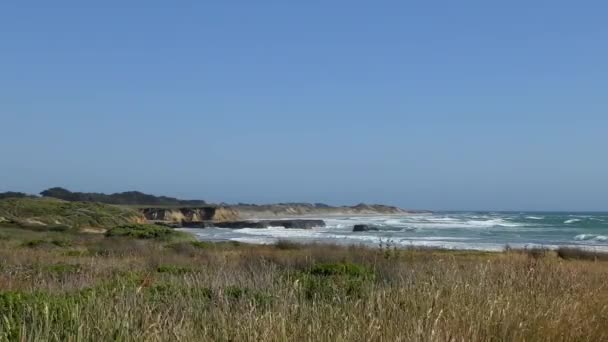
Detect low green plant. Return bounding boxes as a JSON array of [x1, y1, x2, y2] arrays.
[[295, 262, 375, 300], [224, 286, 273, 307], [156, 264, 193, 274], [105, 224, 193, 241], [308, 262, 373, 278], [275, 239, 303, 250], [40, 263, 82, 276], [20, 239, 72, 248]]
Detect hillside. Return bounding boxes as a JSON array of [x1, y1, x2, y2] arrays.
[[0, 197, 145, 229], [36, 187, 412, 218]]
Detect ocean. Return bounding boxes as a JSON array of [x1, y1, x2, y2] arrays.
[[181, 212, 608, 251]]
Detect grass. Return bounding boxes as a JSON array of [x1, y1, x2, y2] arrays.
[[0, 227, 606, 341], [0, 197, 143, 229], [556, 246, 608, 261]]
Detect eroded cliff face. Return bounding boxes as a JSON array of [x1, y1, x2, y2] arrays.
[[232, 203, 408, 219], [140, 207, 240, 223], [140, 203, 410, 224]]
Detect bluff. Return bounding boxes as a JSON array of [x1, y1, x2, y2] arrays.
[[140, 207, 240, 223], [233, 203, 408, 218]]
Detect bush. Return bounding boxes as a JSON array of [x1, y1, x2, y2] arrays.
[[20, 239, 72, 248], [223, 286, 273, 307], [105, 224, 192, 241], [275, 240, 303, 250], [297, 262, 375, 300], [156, 264, 193, 274], [308, 262, 373, 278], [41, 263, 82, 276], [557, 247, 608, 261]]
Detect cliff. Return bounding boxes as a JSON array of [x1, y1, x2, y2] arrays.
[[140, 206, 240, 223], [232, 203, 408, 219], [138, 203, 408, 225]]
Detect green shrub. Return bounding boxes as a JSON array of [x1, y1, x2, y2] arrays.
[[105, 224, 192, 241], [223, 286, 273, 307], [191, 241, 215, 249], [145, 283, 213, 304], [156, 264, 193, 274], [20, 239, 72, 248], [41, 263, 82, 276], [63, 250, 89, 257], [308, 262, 373, 278], [297, 262, 374, 301], [275, 240, 303, 250], [0, 290, 95, 340]]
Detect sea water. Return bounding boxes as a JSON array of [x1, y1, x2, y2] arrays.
[[180, 212, 608, 251]]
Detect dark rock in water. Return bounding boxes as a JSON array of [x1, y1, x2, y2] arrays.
[[180, 221, 215, 228], [214, 221, 270, 229], [267, 219, 325, 229], [214, 219, 325, 229], [353, 224, 379, 232]]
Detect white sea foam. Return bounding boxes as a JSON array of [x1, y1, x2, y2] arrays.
[[526, 216, 544, 220], [565, 219, 581, 224], [574, 234, 608, 242], [179, 213, 608, 252]]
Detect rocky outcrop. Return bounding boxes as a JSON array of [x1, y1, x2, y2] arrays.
[[214, 219, 325, 229], [140, 207, 239, 223], [353, 224, 379, 232], [233, 203, 408, 219]]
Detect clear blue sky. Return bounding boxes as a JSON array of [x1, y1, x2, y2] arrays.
[[1, 1, 607, 211]]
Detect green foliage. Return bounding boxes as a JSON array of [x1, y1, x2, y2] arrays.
[[145, 283, 214, 306], [40, 187, 207, 206], [166, 240, 242, 256], [274, 240, 303, 250], [105, 224, 191, 241], [224, 286, 273, 307], [156, 264, 193, 274], [20, 239, 72, 248], [62, 250, 88, 257], [0, 192, 35, 200], [297, 262, 374, 301], [308, 262, 373, 278], [0, 290, 95, 341], [0, 197, 141, 229], [40, 263, 82, 276], [190, 241, 215, 249]]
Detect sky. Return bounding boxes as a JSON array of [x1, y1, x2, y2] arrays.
[[1, 1, 607, 211]]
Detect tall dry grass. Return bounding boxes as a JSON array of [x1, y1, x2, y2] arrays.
[[0, 232, 607, 341]]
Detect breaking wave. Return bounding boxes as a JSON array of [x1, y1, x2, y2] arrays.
[[574, 234, 608, 242], [183, 212, 608, 252]]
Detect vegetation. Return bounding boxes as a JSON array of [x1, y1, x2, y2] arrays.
[[0, 225, 606, 341], [557, 246, 608, 261], [0, 192, 35, 200], [0, 197, 142, 229], [105, 223, 194, 242], [40, 187, 208, 206]]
